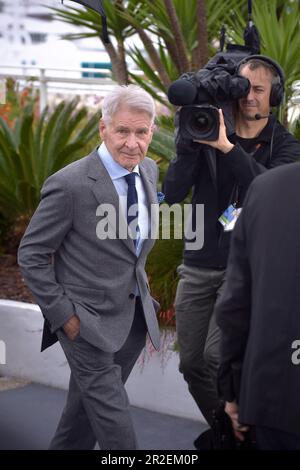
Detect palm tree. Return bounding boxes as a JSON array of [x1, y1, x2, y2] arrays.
[[51, 0, 244, 98], [52, 0, 300, 114], [225, 0, 300, 122], [0, 98, 99, 254], [50, 0, 137, 84]]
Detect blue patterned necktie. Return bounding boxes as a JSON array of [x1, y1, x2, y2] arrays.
[[124, 172, 140, 248]]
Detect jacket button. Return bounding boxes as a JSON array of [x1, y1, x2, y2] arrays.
[[129, 293, 135, 299]]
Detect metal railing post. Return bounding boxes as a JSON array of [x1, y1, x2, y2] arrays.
[[39, 68, 47, 113]]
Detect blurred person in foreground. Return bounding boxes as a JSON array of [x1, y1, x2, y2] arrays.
[[216, 162, 300, 450]]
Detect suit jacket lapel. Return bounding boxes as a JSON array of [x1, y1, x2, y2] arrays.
[[139, 162, 157, 207], [139, 161, 158, 258]]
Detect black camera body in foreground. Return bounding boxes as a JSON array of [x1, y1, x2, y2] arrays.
[[168, 46, 254, 141], [179, 105, 220, 141]]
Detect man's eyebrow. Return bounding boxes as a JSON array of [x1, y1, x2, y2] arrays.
[[115, 125, 150, 132]]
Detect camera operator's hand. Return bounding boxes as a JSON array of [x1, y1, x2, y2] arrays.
[[194, 109, 234, 154], [225, 401, 249, 441]]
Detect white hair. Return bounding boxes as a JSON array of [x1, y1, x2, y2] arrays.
[[101, 85, 156, 125]]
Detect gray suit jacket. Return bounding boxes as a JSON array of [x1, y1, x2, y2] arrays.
[[18, 149, 160, 352]]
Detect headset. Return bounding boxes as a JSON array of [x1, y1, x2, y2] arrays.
[[237, 55, 285, 107]]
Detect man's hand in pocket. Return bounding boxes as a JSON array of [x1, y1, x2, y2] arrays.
[[63, 314, 80, 341]]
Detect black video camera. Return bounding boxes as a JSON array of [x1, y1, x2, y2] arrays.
[[168, 45, 255, 141], [167, 0, 262, 143]]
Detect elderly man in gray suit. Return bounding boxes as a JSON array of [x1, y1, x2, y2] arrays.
[[18, 85, 161, 450]]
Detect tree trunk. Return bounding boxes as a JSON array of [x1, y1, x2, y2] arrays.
[[192, 0, 209, 70], [103, 0, 128, 84], [117, 38, 129, 84], [136, 27, 171, 90], [164, 38, 184, 76], [104, 40, 128, 84], [163, 0, 190, 73]]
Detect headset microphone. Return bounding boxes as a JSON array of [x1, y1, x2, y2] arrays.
[[255, 113, 270, 120]]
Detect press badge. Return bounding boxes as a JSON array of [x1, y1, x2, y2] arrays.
[[219, 205, 242, 232]]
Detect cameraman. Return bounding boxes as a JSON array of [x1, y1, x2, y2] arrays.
[[163, 56, 300, 448]]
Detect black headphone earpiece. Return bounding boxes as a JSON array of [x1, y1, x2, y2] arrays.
[[236, 55, 285, 107]]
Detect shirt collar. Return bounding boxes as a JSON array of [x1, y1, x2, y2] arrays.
[[98, 142, 140, 180]]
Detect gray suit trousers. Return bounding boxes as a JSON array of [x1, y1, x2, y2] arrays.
[[49, 298, 147, 450]]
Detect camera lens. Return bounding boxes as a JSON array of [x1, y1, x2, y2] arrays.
[[191, 112, 213, 134], [179, 105, 220, 141]]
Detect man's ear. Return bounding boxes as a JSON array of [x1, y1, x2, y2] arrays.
[[99, 119, 106, 139], [149, 123, 155, 142]]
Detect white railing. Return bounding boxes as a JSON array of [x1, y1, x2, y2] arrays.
[[292, 81, 300, 104], [0, 64, 118, 113]]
